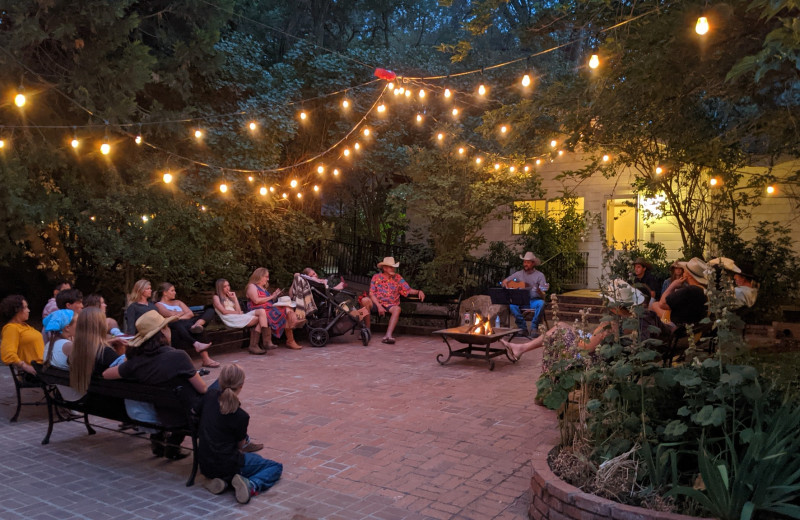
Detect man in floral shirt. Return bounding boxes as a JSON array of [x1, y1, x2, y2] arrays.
[[369, 257, 425, 344]]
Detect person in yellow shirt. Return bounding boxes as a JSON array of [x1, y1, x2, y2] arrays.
[[1, 295, 44, 375]]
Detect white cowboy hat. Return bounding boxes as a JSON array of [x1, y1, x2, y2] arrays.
[[604, 279, 646, 306], [677, 257, 709, 286], [273, 296, 297, 308], [127, 310, 178, 347], [519, 252, 541, 265], [708, 257, 741, 274], [377, 256, 400, 268]]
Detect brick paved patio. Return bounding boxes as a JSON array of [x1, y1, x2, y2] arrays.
[[0, 333, 557, 519]]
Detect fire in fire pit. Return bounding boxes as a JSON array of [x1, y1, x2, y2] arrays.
[[469, 313, 493, 335]]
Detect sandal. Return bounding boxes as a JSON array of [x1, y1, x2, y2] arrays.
[[504, 343, 519, 362], [202, 360, 221, 368], [381, 337, 396, 344]]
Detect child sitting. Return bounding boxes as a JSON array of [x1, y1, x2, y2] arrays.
[[198, 364, 283, 504]]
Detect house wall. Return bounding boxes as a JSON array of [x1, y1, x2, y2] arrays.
[[473, 153, 800, 289]]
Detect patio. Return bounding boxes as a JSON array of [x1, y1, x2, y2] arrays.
[[0, 333, 557, 520]]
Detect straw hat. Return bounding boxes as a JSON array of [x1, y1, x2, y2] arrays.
[[519, 252, 541, 266], [377, 256, 400, 268], [273, 296, 297, 308], [127, 310, 178, 347], [677, 258, 709, 286], [604, 279, 646, 306]]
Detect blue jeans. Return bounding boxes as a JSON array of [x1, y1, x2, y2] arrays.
[[240, 453, 283, 492], [509, 299, 545, 332]]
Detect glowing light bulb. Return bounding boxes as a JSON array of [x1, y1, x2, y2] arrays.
[[387, 82, 395, 90], [494, 163, 501, 170], [550, 140, 557, 148], [393, 88, 401, 96], [558, 150, 564, 156], [419, 89, 426, 98], [0, 139, 6, 148], [695, 16, 709, 35], [398, 87, 405, 95], [416, 114, 423, 123], [135, 135, 142, 145], [201, 205, 207, 211], [333, 168, 340, 176], [589, 54, 600, 69], [282, 192, 288, 199], [602, 154, 610, 162], [260, 186, 267, 196], [709, 177, 719, 187], [247, 176, 254, 182], [509, 166, 516, 172], [299, 111, 307, 120], [90, 216, 95, 221], [317, 165, 324, 174], [290, 179, 298, 188], [14, 93, 26, 107], [444, 88, 451, 98], [458, 147, 465, 155], [377, 104, 386, 113], [766, 185, 776, 194], [500, 125, 508, 134], [219, 183, 228, 193], [524, 166, 530, 172], [363, 128, 370, 137], [163, 172, 173, 183], [535, 159, 542, 165], [343, 148, 351, 157], [194, 130, 203, 139], [313, 185, 320, 193], [71, 139, 80, 149], [297, 193, 302, 199], [452, 108, 459, 116], [100, 143, 111, 155], [354, 142, 360, 151], [342, 99, 350, 109], [142, 215, 149, 223], [269, 186, 275, 192], [437, 133, 444, 141], [478, 84, 486, 96], [405, 90, 411, 98], [475, 157, 482, 164], [655, 166, 663, 175], [521, 74, 531, 87]]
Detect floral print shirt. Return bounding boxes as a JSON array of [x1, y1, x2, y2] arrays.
[[370, 272, 411, 308]]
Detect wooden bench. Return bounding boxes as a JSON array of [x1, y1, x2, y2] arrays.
[[374, 294, 462, 328], [32, 363, 201, 487]]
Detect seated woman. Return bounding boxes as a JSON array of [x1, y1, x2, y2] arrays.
[[125, 279, 159, 335], [103, 310, 207, 460], [198, 364, 283, 504], [213, 279, 269, 355], [42, 309, 76, 370], [1, 295, 44, 377], [659, 262, 685, 302], [155, 283, 217, 368], [83, 294, 125, 337], [501, 280, 673, 362], [246, 268, 301, 350]]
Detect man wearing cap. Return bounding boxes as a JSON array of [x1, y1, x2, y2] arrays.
[[501, 252, 549, 338], [633, 257, 660, 300], [369, 257, 425, 344], [652, 257, 708, 326]]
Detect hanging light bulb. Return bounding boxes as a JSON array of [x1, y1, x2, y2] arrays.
[[509, 166, 516, 172], [247, 175, 254, 182], [249, 121, 257, 131], [695, 16, 709, 35], [416, 114, 423, 123], [14, 93, 26, 107], [451, 107, 459, 116], [500, 125, 508, 134], [589, 54, 600, 69], [219, 183, 228, 193], [163, 172, 173, 184], [342, 99, 350, 109], [135, 135, 142, 145], [194, 129, 203, 139], [458, 147, 465, 155], [524, 165, 530, 172], [437, 133, 444, 141], [100, 143, 111, 155], [478, 84, 486, 96], [558, 150, 564, 156], [0, 139, 6, 149], [299, 110, 308, 120], [363, 127, 370, 137], [90, 216, 96, 221], [398, 87, 405, 95], [655, 166, 663, 175], [317, 165, 324, 174], [201, 205, 207, 211], [333, 168, 340, 176], [444, 88, 452, 99], [142, 215, 149, 223], [475, 157, 482, 164], [259, 186, 268, 196], [766, 185, 776, 194], [404, 90, 412, 98], [535, 159, 542, 165], [71, 138, 80, 149], [709, 177, 719, 187], [387, 82, 395, 90], [297, 193, 302, 199], [269, 186, 275, 193], [354, 142, 360, 151], [550, 139, 557, 148], [494, 163, 501, 170], [290, 179, 298, 188], [377, 104, 386, 113], [419, 89, 426, 98], [313, 185, 320, 193], [602, 154, 610, 162], [393, 88, 401, 96], [282, 192, 288, 199], [521, 74, 531, 87], [343, 148, 351, 157]]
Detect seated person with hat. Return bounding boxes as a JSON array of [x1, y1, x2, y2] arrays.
[[651, 257, 709, 326], [633, 257, 660, 300], [369, 257, 425, 344], [500, 252, 549, 338], [708, 257, 758, 309]]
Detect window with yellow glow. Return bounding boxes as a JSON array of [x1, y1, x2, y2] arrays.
[[606, 198, 637, 247], [512, 197, 584, 234]]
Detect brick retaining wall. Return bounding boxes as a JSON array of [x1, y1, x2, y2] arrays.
[[529, 440, 712, 520]]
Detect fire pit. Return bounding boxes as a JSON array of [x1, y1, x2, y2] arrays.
[[433, 313, 518, 370]]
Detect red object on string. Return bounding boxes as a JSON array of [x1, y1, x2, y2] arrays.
[[374, 68, 397, 81]]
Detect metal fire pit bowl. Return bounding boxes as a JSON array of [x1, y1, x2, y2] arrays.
[[432, 325, 518, 370]]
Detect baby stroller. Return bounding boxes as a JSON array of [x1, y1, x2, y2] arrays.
[[295, 275, 371, 347]]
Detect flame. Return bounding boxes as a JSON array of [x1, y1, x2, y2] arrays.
[[467, 312, 493, 335], [484, 320, 493, 335]]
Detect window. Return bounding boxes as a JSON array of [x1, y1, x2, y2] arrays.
[[606, 198, 637, 247], [512, 198, 585, 234]]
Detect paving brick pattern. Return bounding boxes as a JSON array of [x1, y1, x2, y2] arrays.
[[1, 334, 556, 519]]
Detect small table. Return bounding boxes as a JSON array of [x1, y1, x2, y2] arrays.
[[433, 325, 518, 370]]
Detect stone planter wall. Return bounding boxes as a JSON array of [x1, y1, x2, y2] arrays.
[[529, 442, 711, 520]]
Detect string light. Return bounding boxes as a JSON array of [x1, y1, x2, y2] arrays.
[[458, 147, 465, 155], [387, 82, 395, 90], [509, 166, 516, 172], [201, 205, 207, 211], [343, 148, 351, 157], [259, 186, 267, 196], [290, 179, 298, 188], [142, 215, 149, 223], [342, 99, 350, 109], [558, 150, 564, 156], [297, 193, 302, 199], [313, 185, 320, 193], [333, 168, 340, 176], [443, 88, 452, 99], [550, 140, 557, 148], [766, 185, 776, 194], [282, 192, 288, 199], [416, 114, 423, 123], [90, 216, 95, 221], [71, 138, 80, 149], [494, 163, 501, 170], [317, 165, 324, 174], [354, 142, 360, 151], [695, 16, 709, 35], [247, 175, 254, 182], [362, 127, 370, 137], [135, 135, 142, 145], [589, 54, 600, 69], [437, 133, 444, 141], [404, 90, 412, 98], [475, 157, 482, 164], [500, 125, 508, 134], [219, 183, 228, 193], [524, 165, 530, 172], [194, 129, 203, 139], [709, 177, 719, 187], [100, 143, 111, 155], [451, 107, 459, 116], [478, 84, 487, 96], [0, 139, 5, 149], [521, 74, 531, 87], [602, 154, 610, 162], [248, 121, 257, 131], [377, 104, 386, 113], [655, 166, 663, 175], [14, 93, 26, 107], [163, 172, 173, 184], [535, 159, 542, 165], [418, 89, 426, 98], [269, 186, 275, 192], [299, 110, 308, 120]]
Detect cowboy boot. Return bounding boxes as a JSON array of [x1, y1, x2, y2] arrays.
[[248, 328, 266, 355], [260, 328, 277, 350], [285, 328, 302, 350]]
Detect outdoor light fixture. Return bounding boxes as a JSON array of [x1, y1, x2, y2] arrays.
[[290, 179, 298, 188], [317, 165, 324, 174], [377, 104, 386, 113], [416, 114, 423, 123], [135, 135, 142, 145], [163, 172, 173, 184], [247, 176, 254, 182], [589, 54, 600, 69], [478, 84, 487, 96], [655, 166, 663, 175], [100, 143, 111, 155], [444, 88, 452, 99], [521, 74, 531, 87], [71, 139, 80, 149], [259, 186, 267, 196], [219, 183, 228, 193], [766, 185, 775, 194], [419, 89, 426, 98], [363, 128, 370, 136], [249, 122, 257, 130], [14, 93, 26, 107], [695, 16, 709, 35], [194, 129, 203, 139], [299, 111, 307, 120]]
